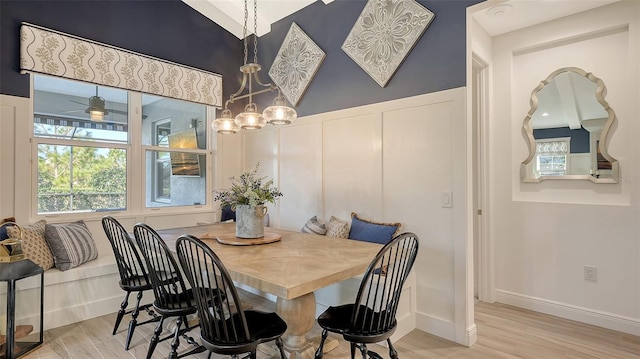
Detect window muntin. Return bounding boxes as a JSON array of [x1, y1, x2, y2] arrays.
[[32, 74, 212, 216]]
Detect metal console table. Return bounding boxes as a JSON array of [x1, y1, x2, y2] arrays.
[[0, 260, 44, 359]]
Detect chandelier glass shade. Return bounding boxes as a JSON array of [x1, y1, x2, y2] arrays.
[[263, 93, 297, 125], [212, 109, 240, 134], [236, 102, 266, 129], [212, 0, 296, 134]]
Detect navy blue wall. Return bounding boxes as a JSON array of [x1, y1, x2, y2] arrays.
[[533, 127, 590, 153], [256, 0, 481, 116], [1, 0, 481, 118]]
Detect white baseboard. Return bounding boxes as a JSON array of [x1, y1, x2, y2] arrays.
[[44, 294, 124, 330], [415, 312, 455, 342], [390, 311, 416, 343], [495, 289, 640, 336]]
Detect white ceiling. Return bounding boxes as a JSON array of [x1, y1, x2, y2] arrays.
[[182, 0, 334, 38], [472, 0, 620, 37]]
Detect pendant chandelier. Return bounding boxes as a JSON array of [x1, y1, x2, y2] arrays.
[[212, 0, 297, 134]]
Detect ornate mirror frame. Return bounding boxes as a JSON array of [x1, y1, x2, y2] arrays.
[[521, 67, 619, 183]]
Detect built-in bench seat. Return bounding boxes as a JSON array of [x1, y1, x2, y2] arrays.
[[10, 248, 123, 332], [6, 219, 125, 332]]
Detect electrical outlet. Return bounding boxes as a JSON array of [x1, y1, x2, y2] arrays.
[[584, 265, 597, 282]]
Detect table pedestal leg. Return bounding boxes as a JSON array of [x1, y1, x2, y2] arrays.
[[276, 293, 316, 359]]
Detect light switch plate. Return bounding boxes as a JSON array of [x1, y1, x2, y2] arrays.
[[442, 191, 453, 208]]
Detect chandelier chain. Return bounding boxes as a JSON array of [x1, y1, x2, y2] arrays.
[[212, 0, 297, 133], [253, 0, 258, 64], [243, 0, 248, 65]]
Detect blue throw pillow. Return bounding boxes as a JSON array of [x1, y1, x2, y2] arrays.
[[0, 217, 16, 240], [348, 213, 400, 245], [221, 204, 236, 222]]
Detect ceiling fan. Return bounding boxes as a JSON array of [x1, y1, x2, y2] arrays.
[[65, 86, 129, 121]]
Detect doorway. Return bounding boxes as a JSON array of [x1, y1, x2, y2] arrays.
[[472, 55, 491, 302]]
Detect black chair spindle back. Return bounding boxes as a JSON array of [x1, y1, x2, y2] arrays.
[[101, 216, 157, 350], [315, 232, 419, 359], [133, 223, 190, 311], [351, 232, 418, 339], [176, 234, 287, 357]]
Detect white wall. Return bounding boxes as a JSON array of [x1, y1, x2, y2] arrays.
[[220, 88, 475, 345], [477, 1, 640, 335]]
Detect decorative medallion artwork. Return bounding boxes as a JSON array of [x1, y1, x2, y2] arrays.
[[342, 0, 435, 87], [269, 23, 325, 106]]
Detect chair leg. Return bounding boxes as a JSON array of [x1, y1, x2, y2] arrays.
[[168, 316, 183, 359], [146, 316, 164, 359], [124, 291, 144, 350], [314, 329, 328, 359], [350, 342, 357, 359], [357, 343, 368, 359], [387, 338, 398, 359], [276, 337, 286, 358], [250, 351, 257, 359], [113, 291, 131, 335]]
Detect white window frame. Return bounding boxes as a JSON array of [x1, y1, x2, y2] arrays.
[[535, 137, 570, 177], [152, 118, 172, 204], [29, 76, 217, 221]]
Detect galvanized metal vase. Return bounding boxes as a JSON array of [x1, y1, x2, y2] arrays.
[[235, 204, 267, 238]]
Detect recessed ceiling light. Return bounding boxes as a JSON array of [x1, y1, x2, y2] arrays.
[[541, 112, 549, 117], [486, 4, 512, 18]]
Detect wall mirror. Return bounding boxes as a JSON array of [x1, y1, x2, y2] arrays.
[[521, 67, 618, 183]]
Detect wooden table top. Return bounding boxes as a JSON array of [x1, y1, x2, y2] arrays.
[[158, 222, 383, 300]]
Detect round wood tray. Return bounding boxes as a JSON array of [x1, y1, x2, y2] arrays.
[[215, 232, 282, 246]]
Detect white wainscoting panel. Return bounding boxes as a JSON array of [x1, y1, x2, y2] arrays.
[[244, 129, 280, 224], [322, 114, 383, 222], [0, 99, 17, 219], [278, 123, 324, 231], [383, 99, 457, 331]]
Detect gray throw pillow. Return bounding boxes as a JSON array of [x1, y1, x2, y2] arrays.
[[45, 220, 98, 271], [301, 216, 327, 235]]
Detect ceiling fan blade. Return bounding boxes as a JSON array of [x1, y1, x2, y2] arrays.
[[106, 108, 128, 116], [60, 109, 85, 113], [68, 99, 89, 106], [106, 108, 147, 119]]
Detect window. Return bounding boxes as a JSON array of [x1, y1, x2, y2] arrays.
[[536, 138, 569, 176], [141, 94, 208, 208], [33, 75, 212, 215]]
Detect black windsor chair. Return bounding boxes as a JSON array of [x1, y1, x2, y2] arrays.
[[133, 223, 211, 359], [176, 234, 288, 359], [101, 216, 159, 350], [314, 232, 419, 359]]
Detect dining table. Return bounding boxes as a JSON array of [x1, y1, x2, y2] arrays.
[[157, 222, 383, 359]]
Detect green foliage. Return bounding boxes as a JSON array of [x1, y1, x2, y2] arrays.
[[37, 141, 126, 213], [214, 163, 283, 208]]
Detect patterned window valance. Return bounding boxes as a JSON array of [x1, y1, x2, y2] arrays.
[[536, 140, 569, 155], [20, 23, 222, 107]]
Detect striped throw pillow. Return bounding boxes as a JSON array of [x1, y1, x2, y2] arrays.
[[44, 220, 98, 271], [301, 216, 327, 235]]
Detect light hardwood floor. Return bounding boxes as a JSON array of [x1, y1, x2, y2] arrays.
[[21, 290, 640, 359]]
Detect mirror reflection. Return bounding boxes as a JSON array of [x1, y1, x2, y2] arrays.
[[521, 67, 618, 183]]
